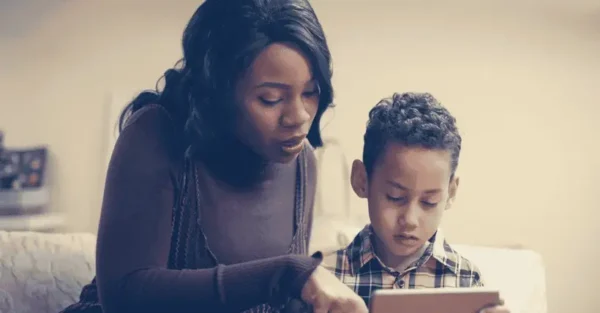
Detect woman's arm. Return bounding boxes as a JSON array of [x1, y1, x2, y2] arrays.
[[96, 107, 319, 313]]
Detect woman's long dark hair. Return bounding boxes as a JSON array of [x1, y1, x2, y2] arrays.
[[118, 0, 333, 188]]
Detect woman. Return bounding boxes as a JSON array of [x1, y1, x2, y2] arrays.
[[60, 0, 367, 313]]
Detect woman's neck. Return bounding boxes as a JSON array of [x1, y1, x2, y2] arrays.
[[197, 135, 288, 190]]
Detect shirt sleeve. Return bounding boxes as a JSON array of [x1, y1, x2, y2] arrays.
[[470, 264, 486, 287]]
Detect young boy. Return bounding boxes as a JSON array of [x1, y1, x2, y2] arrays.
[[322, 92, 508, 313]]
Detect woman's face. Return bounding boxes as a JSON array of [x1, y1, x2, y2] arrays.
[[235, 42, 320, 164]]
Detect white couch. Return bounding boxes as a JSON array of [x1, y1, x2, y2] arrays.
[[0, 231, 96, 313], [0, 230, 548, 313]]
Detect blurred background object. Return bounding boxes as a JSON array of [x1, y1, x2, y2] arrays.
[[0, 131, 63, 231]]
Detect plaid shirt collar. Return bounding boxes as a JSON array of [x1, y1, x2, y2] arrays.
[[345, 224, 459, 276]]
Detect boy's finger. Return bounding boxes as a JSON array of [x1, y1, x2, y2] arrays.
[[479, 305, 510, 313]]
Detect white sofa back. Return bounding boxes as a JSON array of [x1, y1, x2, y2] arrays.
[[452, 244, 548, 313], [0, 230, 547, 313]]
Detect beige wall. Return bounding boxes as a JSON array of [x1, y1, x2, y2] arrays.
[[1, 1, 598, 312]]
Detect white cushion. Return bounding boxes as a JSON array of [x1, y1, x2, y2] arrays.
[[0, 231, 96, 313]]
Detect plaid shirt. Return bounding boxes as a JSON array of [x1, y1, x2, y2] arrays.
[[322, 225, 484, 307]]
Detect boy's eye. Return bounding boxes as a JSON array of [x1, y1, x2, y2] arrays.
[[386, 195, 407, 203], [421, 201, 438, 208]]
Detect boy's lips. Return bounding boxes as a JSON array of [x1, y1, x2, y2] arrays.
[[394, 233, 418, 240], [393, 234, 419, 246]]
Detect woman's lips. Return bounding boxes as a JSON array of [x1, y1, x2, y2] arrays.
[[279, 135, 306, 155]]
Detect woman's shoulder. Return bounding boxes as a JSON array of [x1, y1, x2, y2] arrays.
[[122, 104, 175, 133], [113, 104, 184, 169]]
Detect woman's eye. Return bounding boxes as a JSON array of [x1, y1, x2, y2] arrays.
[[302, 89, 319, 97], [259, 97, 282, 105]]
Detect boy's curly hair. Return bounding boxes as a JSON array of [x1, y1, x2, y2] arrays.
[[363, 92, 462, 177]]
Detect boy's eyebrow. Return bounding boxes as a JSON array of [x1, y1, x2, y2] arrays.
[[386, 180, 441, 194]]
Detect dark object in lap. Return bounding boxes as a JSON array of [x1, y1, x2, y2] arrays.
[[59, 278, 102, 313]]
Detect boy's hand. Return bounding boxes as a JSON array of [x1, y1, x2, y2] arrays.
[[478, 299, 510, 313], [301, 266, 368, 313], [479, 305, 510, 313]]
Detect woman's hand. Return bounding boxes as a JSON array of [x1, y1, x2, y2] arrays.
[[301, 266, 368, 313]]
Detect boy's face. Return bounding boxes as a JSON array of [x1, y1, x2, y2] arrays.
[[351, 143, 459, 258]]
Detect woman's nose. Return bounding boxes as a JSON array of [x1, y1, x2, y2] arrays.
[[281, 98, 311, 128]]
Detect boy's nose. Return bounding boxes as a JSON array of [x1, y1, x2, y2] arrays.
[[398, 206, 419, 229]]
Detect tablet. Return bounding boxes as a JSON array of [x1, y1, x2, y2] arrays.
[[370, 287, 501, 313]]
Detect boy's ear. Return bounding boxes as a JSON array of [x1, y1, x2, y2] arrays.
[[351, 159, 369, 199], [446, 176, 460, 211]]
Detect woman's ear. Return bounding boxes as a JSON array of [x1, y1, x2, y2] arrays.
[[351, 159, 368, 198], [446, 176, 460, 210]]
